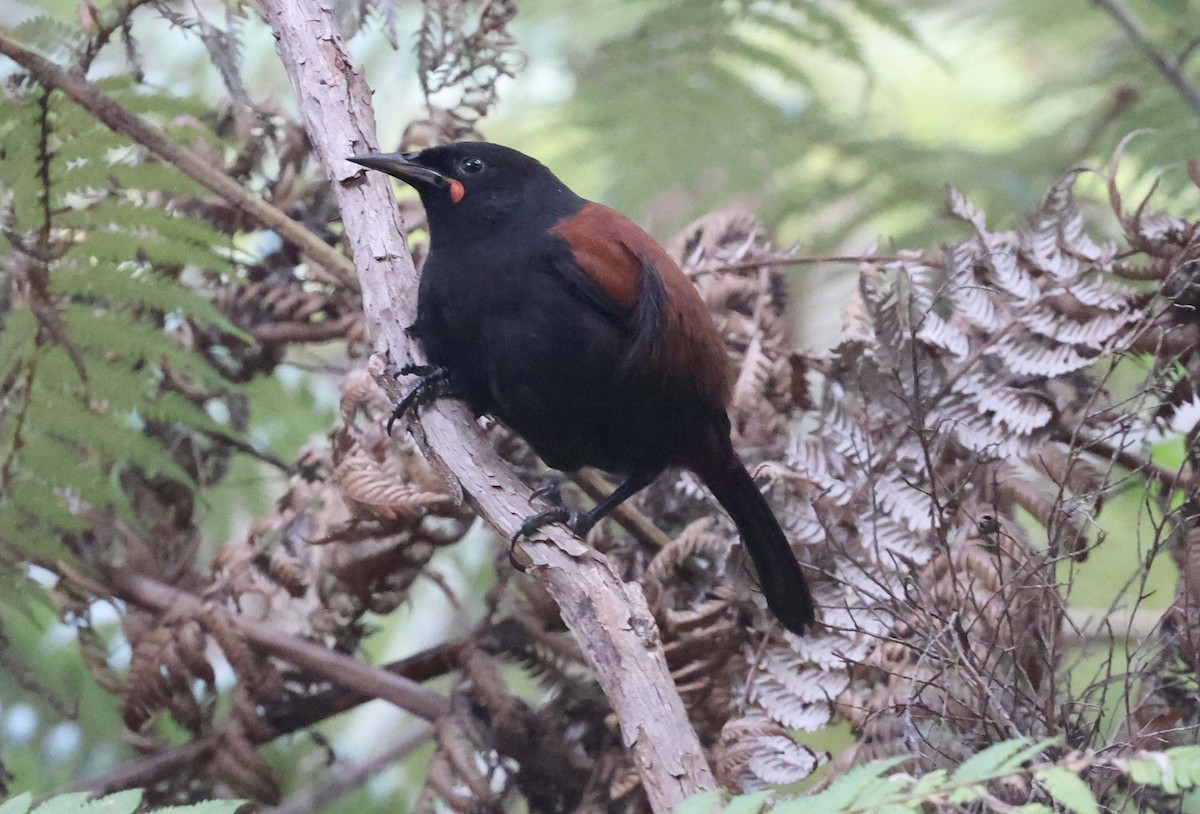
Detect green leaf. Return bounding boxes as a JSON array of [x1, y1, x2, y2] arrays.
[[152, 802, 247, 814], [19, 427, 127, 512], [1168, 745, 1200, 789], [62, 305, 223, 387], [1129, 754, 1165, 786], [81, 790, 144, 814], [777, 757, 908, 812], [1013, 805, 1054, 814], [28, 794, 93, 814], [32, 790, 143, 814], [30, 387, 193, 485], [946, 785, 985, 804], [907, 768, 948, 797], [106, 160, 205, 196], [1035, 766, 1100, 814], [0, 308, 38, 382], [673, 790, 721, 814], [9, 475, 89, 534], [52, 262, 237, 332], [1148, 0, 1188, 14], [722, 790, 770, 814], [951, 738, 1047, 783], [0, 792, 34, 814]]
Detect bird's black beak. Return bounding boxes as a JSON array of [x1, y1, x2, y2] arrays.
[[349, 152, 449, 189]]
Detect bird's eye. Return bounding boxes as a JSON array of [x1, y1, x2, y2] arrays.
[[459, 157, 485, 175]]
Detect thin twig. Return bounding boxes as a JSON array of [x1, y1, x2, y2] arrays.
[[714, 253, 906, 273], [1067, 430, 1196, 495], [1093, 0, 1200, 118], [0, 32, 358, 289], [71, 632, 473, 795], [68, 741, 210, 795], [268, 727, 434, 814], [572, 469, 672, 550]]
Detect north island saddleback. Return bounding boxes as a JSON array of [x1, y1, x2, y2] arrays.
[[350, 142, 816, 635]]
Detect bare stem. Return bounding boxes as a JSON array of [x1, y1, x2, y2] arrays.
[[105, 569, 451, 721], [268, 728, 434, 814], [1093, 0, 1200, 118]]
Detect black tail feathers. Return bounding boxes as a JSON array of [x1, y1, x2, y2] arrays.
[[696, 444, 816, 635]]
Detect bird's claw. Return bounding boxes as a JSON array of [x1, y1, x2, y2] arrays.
[[394, 363, 440, 380], [529, 479, 565, 506], [387, 365, 452, 435], [508, 506, 582, 571]]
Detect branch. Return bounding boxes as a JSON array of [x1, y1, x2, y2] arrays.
[[1093, 0, 1200, 118], [106, 570, 450, 722], [67, 741, 210, 796], [258, 1, 716, 809], [573, 469, 672, 550], [71, 632, 470, 796], [0, 32, 358, 290], [268, 727, 433, 814]]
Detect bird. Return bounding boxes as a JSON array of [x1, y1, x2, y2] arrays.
[[349, 142, 816, 635]]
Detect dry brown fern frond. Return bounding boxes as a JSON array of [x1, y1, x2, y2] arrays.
[[407, 0, 522, 146]]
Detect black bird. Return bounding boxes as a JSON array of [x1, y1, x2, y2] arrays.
[[350, 142, 816, 635]]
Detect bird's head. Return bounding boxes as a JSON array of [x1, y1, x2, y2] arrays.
[[350, 142, 579, 243]]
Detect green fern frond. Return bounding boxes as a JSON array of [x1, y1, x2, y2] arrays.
[[63, 223, 235, 275], [62, 304, 225, 387], [6, 15, 81, 62], [28, 386, 194, 485], [52, 263, 236, 332], [6, 476, 91, 536], [96, 76, 212, 122], [17, 426, 127, 515], [684, 739, 1200, 813], [104, 159, 209, 196], [0, 789, 246, 814], [0, 309, 39, 385], [0, 93, 49, 226]]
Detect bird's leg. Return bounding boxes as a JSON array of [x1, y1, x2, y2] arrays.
[[387, 364, 455, 435], [512, 468, 662, 546]]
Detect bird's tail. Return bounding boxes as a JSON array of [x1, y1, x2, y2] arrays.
[[689, 431, 816, 635]]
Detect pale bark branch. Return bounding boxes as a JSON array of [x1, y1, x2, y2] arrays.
[[258, 1, 716, 809]]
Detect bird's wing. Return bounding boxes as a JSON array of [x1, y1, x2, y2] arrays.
[[550, 202, 732, 407]]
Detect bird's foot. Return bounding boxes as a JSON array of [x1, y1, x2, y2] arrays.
[[529, 479, 566, 507], [508, 505, 585, 571], [394, 363, 441, 379], [387, 365, 453, 435]]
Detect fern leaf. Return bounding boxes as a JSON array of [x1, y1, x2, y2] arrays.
[[19, 427, 127, 513], [775, 757, 908, 812], [0, 95, 47, 225], [8, 476, 90, 535], [53, 263, 236, 331], [0, 792, 32, 814], [62, 305, 223, 387], [950, 737, 1041, 783], [98, 77, 211, 121], [0, 309, 39, 384], [28, 385, 193, 485], [33, 789, 143, 814], [152, 802, 247, 814], [104, 160, 206, 196], [1034, 766, 1100, 814]]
